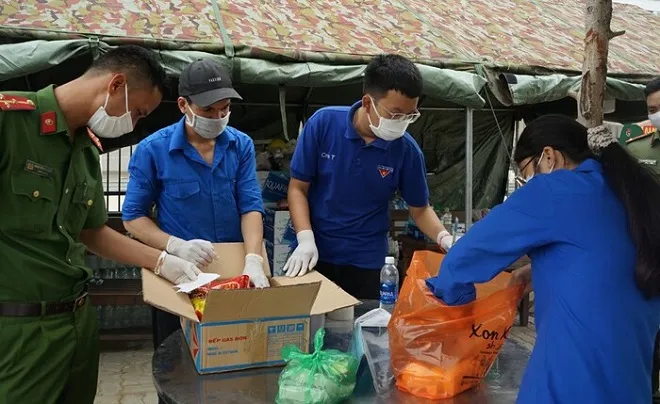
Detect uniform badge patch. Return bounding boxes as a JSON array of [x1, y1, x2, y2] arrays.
[[24, 160, 53, 178], [377, 165, 394, 178]]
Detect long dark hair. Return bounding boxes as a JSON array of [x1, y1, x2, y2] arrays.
[[514, 114, 660, 299]]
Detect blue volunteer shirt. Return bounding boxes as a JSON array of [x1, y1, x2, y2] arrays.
[[428, 159, 660, 403], [290, 101, 429, 269], [122, 117, 264, 242]]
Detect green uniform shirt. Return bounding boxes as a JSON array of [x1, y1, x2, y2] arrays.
[[625, 130, 660, 175], [0, 86, 107, 302]]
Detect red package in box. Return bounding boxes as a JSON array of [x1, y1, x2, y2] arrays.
[[189, 275, 252, 320], [209, 274, 251, 290]]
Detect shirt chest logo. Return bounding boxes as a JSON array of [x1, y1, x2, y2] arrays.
[[377, 165, 394, 178], [639, 159, 657, 165]]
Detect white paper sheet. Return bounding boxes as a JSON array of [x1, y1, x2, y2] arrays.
[[174, 272, 220, 293]]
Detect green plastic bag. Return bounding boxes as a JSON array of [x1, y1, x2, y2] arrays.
[[276, 328, 359, 404]]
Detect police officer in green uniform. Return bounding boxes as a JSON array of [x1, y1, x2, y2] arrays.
[[626, 79, 660, 175], [626, 77, 660, 402], [0, 46, 205, 404]]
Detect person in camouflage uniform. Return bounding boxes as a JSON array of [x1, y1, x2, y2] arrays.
[[0, 46, 204, 404], [626, 77, 660, 402]]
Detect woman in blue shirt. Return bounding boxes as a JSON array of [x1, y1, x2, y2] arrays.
[[428, 115, 660, 403]]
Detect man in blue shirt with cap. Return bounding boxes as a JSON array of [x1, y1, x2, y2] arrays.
[[283, 54, 454, 299], [122, 59, 268, 348]]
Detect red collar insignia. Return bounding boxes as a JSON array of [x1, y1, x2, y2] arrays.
[[86, 128, 104, 152]]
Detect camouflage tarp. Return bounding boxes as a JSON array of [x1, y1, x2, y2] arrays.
[[0, 0, 658, 76]]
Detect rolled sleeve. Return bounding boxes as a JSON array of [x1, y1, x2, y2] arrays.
[[427, 176, 556, 305], [399, 141, 430, 207], [290, 114, 320, 182], [122, 143, 159, 222], [236, 139, 264, 215]]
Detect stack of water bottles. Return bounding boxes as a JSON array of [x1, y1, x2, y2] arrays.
[[86, 255, 151, 330]]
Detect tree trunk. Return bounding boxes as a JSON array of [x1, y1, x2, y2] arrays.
[[577, 0, 625, 128]]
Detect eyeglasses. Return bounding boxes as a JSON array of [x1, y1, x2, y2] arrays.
[[377, 103, 421, 123], [513, 154, 540, 187], [514, 176, 528, 187]]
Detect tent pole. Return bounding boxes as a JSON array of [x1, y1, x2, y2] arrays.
[[465, 108, 474, 230], [278, 86, 289, 141]]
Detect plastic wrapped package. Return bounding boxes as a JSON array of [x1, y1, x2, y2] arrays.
[[349, 308, 393, 394], [188, 275, 251, 321], [388, 251, 523, 399], [276, 328, 359, 404], [361, 327, 394, 394], [189, 287, 208, 321]]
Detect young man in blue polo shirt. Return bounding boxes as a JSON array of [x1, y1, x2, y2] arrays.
[[283, 54, 455, 299], [122, 59, 268, 348]]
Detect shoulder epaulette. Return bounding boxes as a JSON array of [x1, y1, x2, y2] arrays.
[[0, 93, 36, 111], [626, 132, 652, 144]]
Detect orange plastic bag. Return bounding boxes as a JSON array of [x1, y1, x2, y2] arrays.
[[388, 251, 524, 399]]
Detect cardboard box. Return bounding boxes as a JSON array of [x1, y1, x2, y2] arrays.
[[263, 208, 295, 276], [263, 208, 296, 244], [261, 171, 290, 206], [142, 243, 359, 374], [265, 239, 292, 276], [257, 171, 269, 188]]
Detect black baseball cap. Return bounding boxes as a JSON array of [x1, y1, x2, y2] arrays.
[[178, 59, 242, 107]]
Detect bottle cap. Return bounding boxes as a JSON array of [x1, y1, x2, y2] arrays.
[[385, 256, 395, 264]]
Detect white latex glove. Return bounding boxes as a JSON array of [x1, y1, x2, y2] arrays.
[[155, 251, 202, 285], [166, 236, 216, 267], [283, 230, 318, 277], [243, 253, 270, 288], [437, 230, 462, 252]]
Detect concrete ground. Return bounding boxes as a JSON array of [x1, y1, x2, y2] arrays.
[[94, 340, 158, 404], [94, 317, 537, 404]]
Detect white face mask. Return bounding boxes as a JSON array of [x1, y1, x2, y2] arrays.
[[186, 107, 229, 139], [367, 98, 410, 141], [87, 85, 133, 138], [649, 111, 660, 129], [524, 151, 554, 182]]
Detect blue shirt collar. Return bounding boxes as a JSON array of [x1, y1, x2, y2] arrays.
[[575, 158, 603, 173], [169, 116, 236, 153], [344, 100, 391, 150]]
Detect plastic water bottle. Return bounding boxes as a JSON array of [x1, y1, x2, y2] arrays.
[[379, 257, 399, 313]]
